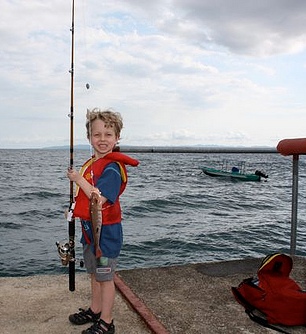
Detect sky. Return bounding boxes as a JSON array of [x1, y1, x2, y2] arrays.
[[1, 0, 306, 149]]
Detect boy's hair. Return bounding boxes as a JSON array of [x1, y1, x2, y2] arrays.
[[86, 108, 123, 139]]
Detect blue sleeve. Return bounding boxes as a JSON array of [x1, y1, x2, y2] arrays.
[[96, 162, 121, 204]]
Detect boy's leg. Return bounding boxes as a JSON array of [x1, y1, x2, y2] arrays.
[[90, 276, 115, 322], [82, 247, 117, 319], [95, 257, 117, 323], [90, 274, 102, 314], [99, 279, 115, 324], [82, 258, 117, 333]]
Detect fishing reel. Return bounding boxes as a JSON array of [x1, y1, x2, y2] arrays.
[[56, 240, 74, 266], [56, 240, 84, 267]]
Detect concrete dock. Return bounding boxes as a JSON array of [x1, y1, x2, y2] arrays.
[[1, 256, 306, 333]]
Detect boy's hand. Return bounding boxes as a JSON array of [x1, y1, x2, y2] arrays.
[[67, 167, 81, 182]]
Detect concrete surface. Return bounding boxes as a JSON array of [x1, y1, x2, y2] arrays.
[[1, 256, 306, 334], [0, 273, 151, 334]]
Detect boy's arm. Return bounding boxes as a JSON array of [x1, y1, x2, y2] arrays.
[[67, 167, 108, 204], [96, 163, 121, 204]]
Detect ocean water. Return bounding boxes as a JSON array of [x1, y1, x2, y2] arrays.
[[0, 149, 306, 277]]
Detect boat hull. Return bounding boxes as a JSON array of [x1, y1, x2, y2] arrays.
[[202, 167, 261, 181]]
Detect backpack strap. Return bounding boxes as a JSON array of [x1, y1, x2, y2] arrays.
[[231, 287, 291, 334], [246, 309, 291, 334], [231, 285, 256, 311]]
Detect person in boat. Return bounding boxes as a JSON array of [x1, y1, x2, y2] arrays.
[[231, 166, 240, 173], [67, 108, 139, 334]]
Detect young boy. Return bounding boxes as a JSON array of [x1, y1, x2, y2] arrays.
[[67, 108, 139, 334]]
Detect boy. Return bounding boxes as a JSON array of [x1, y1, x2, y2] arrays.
[[67, 108, 139, 334]]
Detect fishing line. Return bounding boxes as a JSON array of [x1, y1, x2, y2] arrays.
[[80, 0, 95, 186], [86, 108, 95, 187]]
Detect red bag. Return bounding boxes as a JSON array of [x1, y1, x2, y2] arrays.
[[232, 253, 306, 328]]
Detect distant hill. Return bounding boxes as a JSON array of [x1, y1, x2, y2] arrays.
[[44, 145, 277, 153], [44, 145, 89, 150]]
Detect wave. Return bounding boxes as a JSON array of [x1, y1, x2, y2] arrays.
[[1, 150, 306, 277]]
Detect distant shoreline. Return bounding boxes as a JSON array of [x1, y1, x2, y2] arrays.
[[1, 145, 277, 154]]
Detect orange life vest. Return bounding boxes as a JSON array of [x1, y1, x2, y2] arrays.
[[73, 152, 139, 224]]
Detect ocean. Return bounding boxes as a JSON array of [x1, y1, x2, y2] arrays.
[[1, 149, 305, 278]]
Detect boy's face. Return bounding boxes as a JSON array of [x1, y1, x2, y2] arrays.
[[90, 119, 119, 158]]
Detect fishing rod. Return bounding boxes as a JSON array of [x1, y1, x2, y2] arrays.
[[56, 0, 76, 292], [67, 0, 76, 292]]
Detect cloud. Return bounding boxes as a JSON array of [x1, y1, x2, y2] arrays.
[[124, 0, 306, 56], [1, 0, 306, 148]]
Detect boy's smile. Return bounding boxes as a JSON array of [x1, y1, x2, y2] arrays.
[[90, 119, 119, 158]]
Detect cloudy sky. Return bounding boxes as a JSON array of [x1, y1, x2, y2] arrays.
[[1, 0, 306, 149]]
